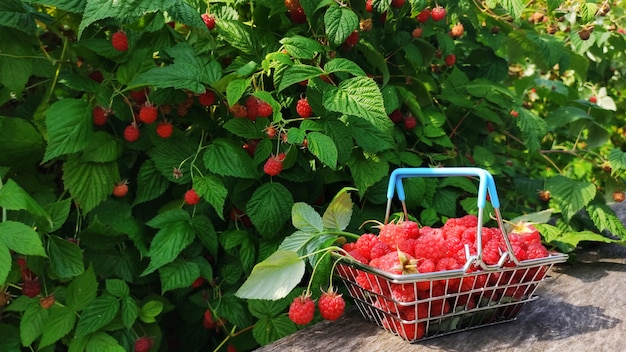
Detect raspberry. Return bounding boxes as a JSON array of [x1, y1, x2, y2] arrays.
[[430, 6, 446, 21], [354, 233, 378, 261], [112, 180, 129, 198], [256, 100, 273, 118], [130, 89, 148, 105], [138, 104, 158, 124], [198, 90, 216, 106], [39, 294, 55, 309], [482, 238, 502, 265], [416, 8, 430, 23], [134, 336, 153, 352], [318, 287, 345, 321], [296, 97, 313, 118], [365, 0, 373, 13], [245, 96, 259, 120], [111, 30, 128, 51], [391, 0, 405, 8], [288, 293, 315, 325], [202, 309, 216, 329], [22, 279, 40, 298], [413, 231, 448, 262], [156, 121, 174, 138], [444, 54, 456, 67], [344, 30, 359, 47], [229, 103, 248, 118], [201, 14, 216, 30], [288, 7, 307, 24], [92, 106, 108, 126], [124, 123, 141, 142], [369, 251, 418, 275], [265, 126, 278, 138], [377, 219, 420, 250], [346, 249, 367, 264], [263, 155, 283, 176], [449, 23, 464, 39], [342, 242, 356, 252], [412, 27, 423, 38], [369, 240, 392, 260], [396, 238, 418, 257], [191, 277, 206, 288], [525, 243, 549, 260], [184, 189, 201, 205], [388, 110, 403, 123], [403, 114, 417, 129], [284, 0, 301, 12], [383, 317, 426, 341]]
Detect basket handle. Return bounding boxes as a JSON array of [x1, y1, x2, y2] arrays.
[[385, 167, 521, 268]]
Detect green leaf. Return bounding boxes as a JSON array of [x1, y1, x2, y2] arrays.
[[324, 77, 391, 132], [166, 0, 205, 29], [278, 64, 324, 92], [547, 176, 596, 221], [203, 138, 259, 179], [147, 134, 195, 184], [81, 132, 122, 163], [0, 0, 38, 35], [79, 0, 176, 36], [0, 221, 46, 257], [20, 303, 48, 346], [139, 300, 163, 323], [215, 19, 259, 56], [142, 218, 195, 276], [536, 224, 613, 252], [63, 157, 119, 213], [324, 4, 359, 47], [226, 77, 252, 107], [246, 182, 294, 238], [346, 152, 389, 195], [66, 265, 98, 311], [191, 215, 218, 257], [0, 242, 10, 285], [323, 58, 366, 77], [0, 179, 50, 221], [0, 323, 20, 352], [43, 99, 93, 162], [121, 296, 138, 329], [105, 279, 130, 298], [587, 203, 626, 240], [235, 250, 305, 300], [306, 131, 338, 169], [516, 109, 547, 152], [158, 258, 200, 293], [345, 115, 394, 153], [223, 118, 263, 139], [253, 316, 297, 346], [323, 187, 356, 231], [194, 175, 228, 220], [278, 231, 313, 253], [75, 295, 119, 337], [0, 116, 44, 167], [291, 203, 324, 233], [608, 148, 626, 174], [48, 235, 84, 279], [38, 198, 72, 233], [499, 0, 524, 18], [85, 332, 125, 352], [280, 35, 324, 60], [39, 306, 76, 348], [132, 159, 169, 206]]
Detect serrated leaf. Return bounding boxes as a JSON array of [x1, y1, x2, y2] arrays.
[[235, 250, 305, 300], [85, 332, 125, 352], [587, 203, 626, 240], [291, 203, 324, 233], [499, 0, 524, 18], [75, 295, 119, 337], [246, 182, 294, 238], [280, 35, 324, 60], [248, 298, 292, 319], [38, 199, 72, 233], [306, 131, 338, 169], [0, 116, 44, 167], [139, 300, 163, 323], [39, 306, 76, 348], [158, 258, 200, 293], [79, 0, 176, 36], [278, 64, 324, 92], [63, 157, 119, 213], [67, 265, 98, 311], [147, 135, 195, 184], [324, 77, 391, 132], [346, 152, 389, 195], [0, 0, 38, 35], [166, 0, 205, 29], [0, 242, 10, 286], [223, 118, 263, 139], [516, 109, 547, 152], [121, 296, 138, 329], [20, 303, 49, 346], [142, 219, 195, 276], [324, 5, 359, 47], [345, 116, 394, 153], [191, 215, 218, 257], [323, 187, 355, 231], [323, 58, 366, 77], [216, 293, 251, 328], [132, 159, 170, 206], [81, 132, 121, 163], [226, 77, 252, 107], [203, 138, 259, 179], [253, 316, 297, 346], [608, 148, 626, 174], [105, 279, 129, 298], [215, 19, 259, 56], [194, 175, 228, 219], [547, 176, 596, 221], [43, 99, 93, 162], [0, 221, 46, 257], [49, 235, 84, 279]]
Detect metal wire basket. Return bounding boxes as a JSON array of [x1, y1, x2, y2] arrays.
[[334, 167, 568, 343]]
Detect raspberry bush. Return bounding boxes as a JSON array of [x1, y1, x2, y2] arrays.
[[1, 0, 626, 351]]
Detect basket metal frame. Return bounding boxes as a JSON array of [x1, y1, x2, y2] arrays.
[[334, 167, 568, 342]]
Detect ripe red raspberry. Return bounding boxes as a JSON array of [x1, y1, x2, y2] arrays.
[[22, 279, 41, 298], [376, 219, 420, 250], [227, 344, 237, 352], [256, 100, 273, 117], [288, 293, 315, 325], [229, 103, 248, 118], [344, 30, 359, 47], [403, 114, 417, 129], [412, 27, 423, 38], [124, 123, 141, 142], [391, 0, 405, 8], [156, 121, 173, 138], [202, 309, 216, 329], [444, 54, 456, 67], [201, 14, 216, 30], [191, 277, 205, 288], [416, 8, 431, 23], [589, 95, 597, 104], [354, 233, 379, 261], [111, 30, 128, 51], [365, 0, 373, 13], [245, 96, 260, 120], [263, 155, 283, 176], [525, 242, 549, 260], [414, 231, 448, 262], [198, 90, 216, 106], [138, 104, 158, 124], [134, 336, 154, 352], [112, 180, 129, 198], [130, 88, 148, 105], [92, 106, 109, 126], [510, 109, 519, 117], [388, 110, 403, 123], [369, 240, 392, 260], [382, 317, 425, 341], [369, 251, 419, 275], [318, 287, 345, 321], [430, 6, 446, 21], [296, 97, 313, 118], [184, 189, 201, 205], [288, 7, 307, 24]]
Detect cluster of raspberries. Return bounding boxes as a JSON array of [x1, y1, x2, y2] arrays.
[[337, 215, 551, 341]]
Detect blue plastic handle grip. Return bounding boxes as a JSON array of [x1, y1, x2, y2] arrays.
[[387, 167, 500, 209]]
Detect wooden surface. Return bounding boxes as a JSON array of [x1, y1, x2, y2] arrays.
[[257, 235, 626, 351]]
